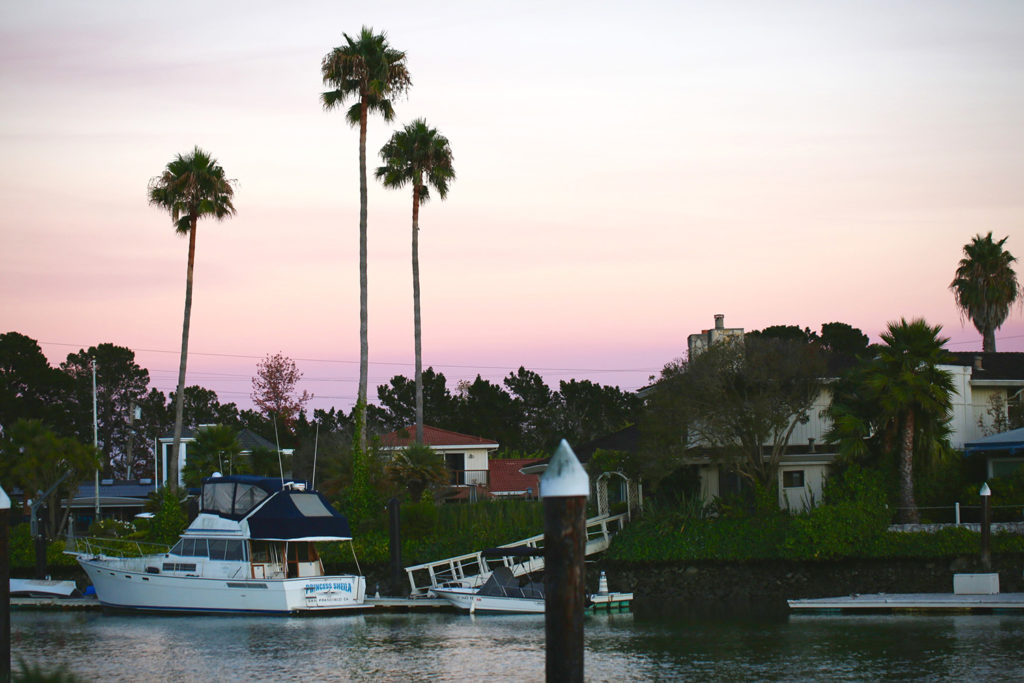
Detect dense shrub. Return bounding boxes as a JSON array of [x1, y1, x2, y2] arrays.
[[8, 524, 77, 569], [325, 499, 545, 567], [608, 466, 1024, 563]]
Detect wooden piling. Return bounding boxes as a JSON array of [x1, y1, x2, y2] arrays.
[[1, 486, 11, 683], [540, 440, 589, 683], [388, 497, 402, 596]]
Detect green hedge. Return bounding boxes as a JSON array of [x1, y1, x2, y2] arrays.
[[608, 466, 1024, 562], [608, 514, 1024, 562]]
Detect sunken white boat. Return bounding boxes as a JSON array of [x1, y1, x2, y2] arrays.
[[432, 566, 547, 613], [69, 475, 366, 614]]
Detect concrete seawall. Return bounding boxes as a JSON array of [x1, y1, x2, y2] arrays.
[[595, 556, 1024, 617]]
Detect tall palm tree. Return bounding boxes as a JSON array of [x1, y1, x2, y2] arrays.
[[376, 119, 455, 443], [321, 27, 411, 457], [148, 147, 236, 489], [950, 232, 1022, 352], [866, 319, 954, 524]]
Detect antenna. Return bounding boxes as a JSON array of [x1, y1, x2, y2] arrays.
[[273, 418, 284, 487], [312, 420, 320, 490]]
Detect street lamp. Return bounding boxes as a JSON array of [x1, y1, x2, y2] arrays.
[[980, 482, 992, 570]]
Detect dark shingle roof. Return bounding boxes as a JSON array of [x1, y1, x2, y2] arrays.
[[948, 352, 1024, 381]]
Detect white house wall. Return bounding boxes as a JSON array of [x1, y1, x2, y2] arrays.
[[946, 364, 973, 450], [786, 387, 834, 448], [778, 463, 829, 512]]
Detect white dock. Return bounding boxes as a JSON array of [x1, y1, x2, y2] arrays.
[[788, 592, 1024, 613], [403, 512, 629, 596]]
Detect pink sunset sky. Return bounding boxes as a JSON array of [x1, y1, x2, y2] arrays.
[[2, 1, 1023, 413]]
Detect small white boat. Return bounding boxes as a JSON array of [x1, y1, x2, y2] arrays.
[[10, 579, 81, 599], [433, 564, 634, 615], [67, 475, 366, 614], [433, 566, 546, 613]]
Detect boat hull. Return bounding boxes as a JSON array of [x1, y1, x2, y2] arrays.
[[77, 556, 366, 614], [432, 587, 546, 614]]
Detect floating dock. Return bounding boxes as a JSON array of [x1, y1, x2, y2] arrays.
[[12, 594, 630, 614], [588, 591, 634, 612], [788, 592, 1024, 613]]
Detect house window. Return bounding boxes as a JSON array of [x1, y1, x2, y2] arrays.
[[445, 453, 465, 485], [990, 458, 1024, 479], [782, 470, 805, 488]]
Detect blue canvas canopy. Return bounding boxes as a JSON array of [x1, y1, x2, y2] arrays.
[[244, 490, 353, 541]]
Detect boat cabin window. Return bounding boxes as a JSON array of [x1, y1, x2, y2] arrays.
[[202, 481, 270, 517], [250, 540, 282, 565], [208, 539, 246, 562], [287, 542, 318, 563], [170, 538, 209, 557]]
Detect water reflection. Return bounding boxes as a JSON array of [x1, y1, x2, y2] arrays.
[[12, 611, 1024, 682]]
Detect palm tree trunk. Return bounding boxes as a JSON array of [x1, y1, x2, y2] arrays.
[[983, 326, 996, 353], [357, 99, 369, 456], [897, 411, 919, 524], [412, 183, 423, 443], [169, 218, 198, 490]]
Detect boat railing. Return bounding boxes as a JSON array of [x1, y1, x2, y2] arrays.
[[405, 512, 629, 596], [67, 536, 171, 560]]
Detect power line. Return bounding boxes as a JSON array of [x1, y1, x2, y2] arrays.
[[37, 340, 663, 374]]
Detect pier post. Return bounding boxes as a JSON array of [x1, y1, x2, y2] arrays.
[[980, 483, 991, 571], [1, 486, 10, 682], [540, 440, 589, 683], [388, 497, 402, 596]]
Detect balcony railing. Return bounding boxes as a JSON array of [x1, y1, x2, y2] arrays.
[[446, 469, 488, 487]]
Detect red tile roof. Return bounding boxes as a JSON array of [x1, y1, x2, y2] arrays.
[[379, 425, 500, 449], [488, 458, 543, 495]]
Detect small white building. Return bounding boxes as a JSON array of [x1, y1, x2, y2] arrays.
[[379, 425, 499, 493], [154, 426, 285, 487]]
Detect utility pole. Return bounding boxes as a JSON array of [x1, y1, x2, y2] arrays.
[[93, 359, 100, 520]]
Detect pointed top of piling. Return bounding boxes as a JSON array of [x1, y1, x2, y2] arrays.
[[540, 439, 590, 498]]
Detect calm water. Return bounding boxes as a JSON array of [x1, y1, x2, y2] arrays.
[[12, 610, 1024, 682]]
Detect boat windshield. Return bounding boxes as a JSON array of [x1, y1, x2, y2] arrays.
[[168, 538, 247, 561], [202, 480, 270, 518]]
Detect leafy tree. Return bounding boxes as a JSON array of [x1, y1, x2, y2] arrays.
[[128, 387, 171, 478], [0, 419, 100, 538], [376, 119, 455, 443], [0, 332, 67, 431], [181, 424, 242, 487], [950, 232, 1022, 352], [452, 376, 519, 450], [643, 336, 825, 495], [147, 485, 187, 545], [248, 446, 286, 479], [376, 368, 456, 431], [818, 322, 871, 357], [170, 385, 240, 430], [555, 379, 639, 446], [60, 344, 151, 478], [250, 352, 312, 428], [503, 367, 559, 451], [385, 443, 447, 501], [321, 27, 411, 461], [865, 319, 955, 523], [747, 325, 817, 344], [148, 146, 236, 490]]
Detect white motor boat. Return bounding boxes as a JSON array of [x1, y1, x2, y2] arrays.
[[68, 474, 366, 614], [432, 566, 546, 613]]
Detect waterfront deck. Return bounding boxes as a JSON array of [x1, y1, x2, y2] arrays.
[[788, 592, 1024, 613]]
